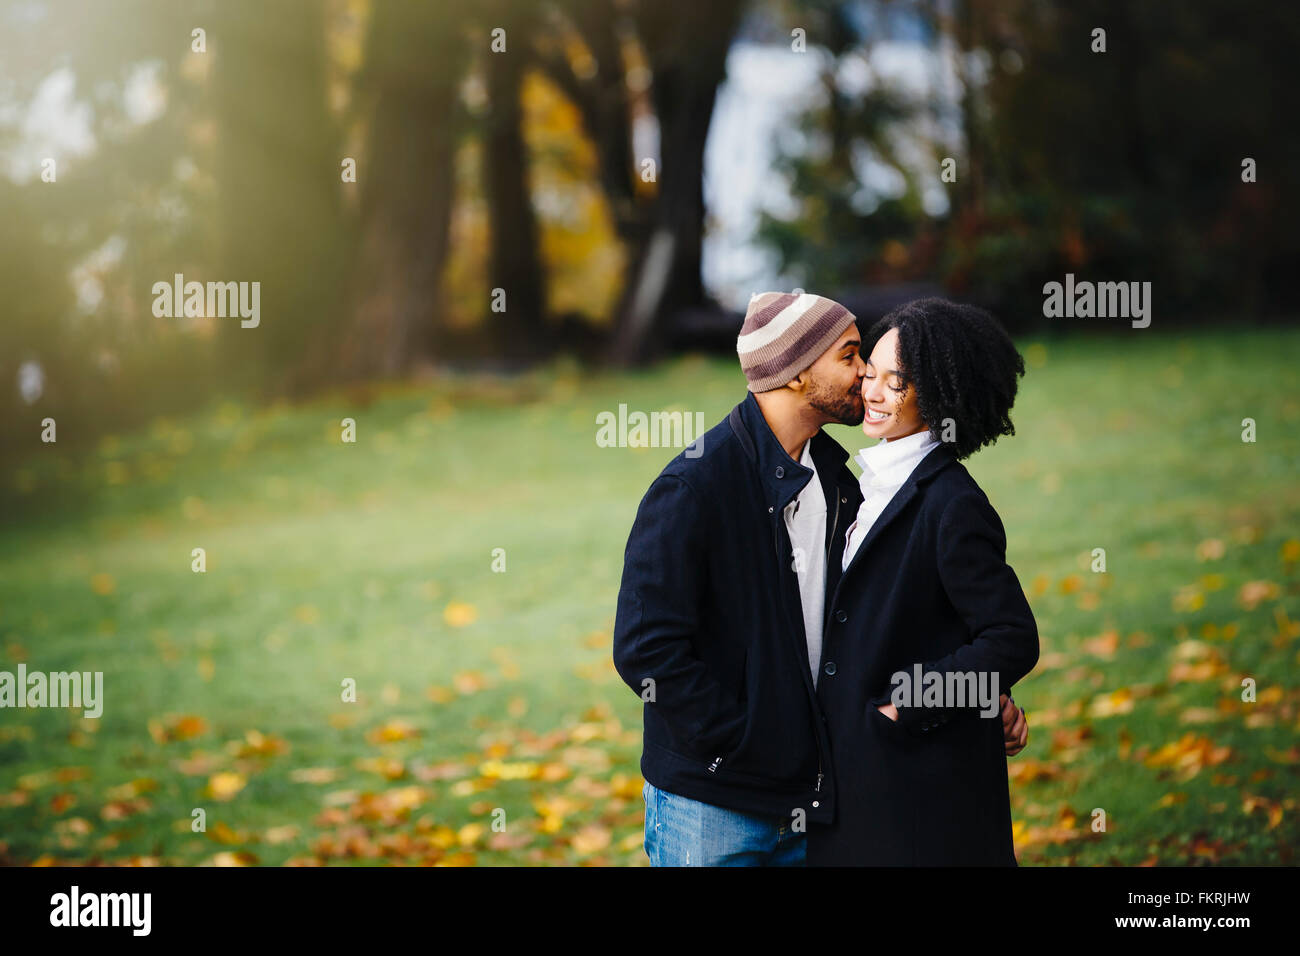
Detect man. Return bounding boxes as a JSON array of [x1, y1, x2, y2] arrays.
[[613, 291, 1027, 866]]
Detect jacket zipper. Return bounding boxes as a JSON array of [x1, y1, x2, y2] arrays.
[[738, 479, 841, 794], [812, 485, 840, 797]]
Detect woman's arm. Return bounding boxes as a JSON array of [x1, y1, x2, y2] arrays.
[[890, 489, 1040, 735]]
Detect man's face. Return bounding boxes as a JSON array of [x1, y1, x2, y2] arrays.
[[798, 326, 867, 425]]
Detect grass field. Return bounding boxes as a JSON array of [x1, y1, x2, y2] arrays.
[[1, 327, 1298, 865]]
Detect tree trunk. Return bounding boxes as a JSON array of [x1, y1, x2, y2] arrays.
[[350, 0, 469, 376], [481, 2, 547, 362], [212, 0, 348, 392], [608, 0, 745, 365]]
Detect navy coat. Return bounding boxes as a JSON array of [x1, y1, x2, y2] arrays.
[[808, 443, 1040, 865], [613, 392, 861, 824]]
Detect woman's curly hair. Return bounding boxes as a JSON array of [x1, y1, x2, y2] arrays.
[[864, 298, 1025, 460]]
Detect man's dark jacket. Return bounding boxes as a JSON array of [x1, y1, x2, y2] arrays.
[[612, 392, 860, 824], [808, 442, 1039, 865]]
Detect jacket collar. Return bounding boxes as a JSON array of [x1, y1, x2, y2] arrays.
[[729, 391, 854, 513], [854, 428, 940, 488], [836, 441, 957, 586]]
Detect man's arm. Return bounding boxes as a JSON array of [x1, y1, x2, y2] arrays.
[[612, 474, 746, 757], [1001, 693, 1028, 755]]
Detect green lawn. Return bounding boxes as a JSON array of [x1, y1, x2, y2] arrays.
[[1, 328, 1298, 865]]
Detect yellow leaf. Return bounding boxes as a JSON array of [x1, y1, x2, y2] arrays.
[[426, 685, 455, 704], [229, 729, 289, 758], [1088, 688, 1135, 718], [264, 825, 299, 845], [289, 767, 340, 784], [1195, 538, 1225, 561], [443, 602, 478, 628], [571, 824, 612, 855], [206, 772, 247, 801], [1238, 580, 1279, 611], [1081, 630, 1119, 658], [479, 760, 540, 781], [148, 714, 209, 744], [453, 671, 486, 694], [105, 778, 157, 800], [427, 825, 457, 849], [18, 771, 53, 790], [208, 821, 245, 845], [209, 851, 258, 866], [354, 756, 407, 779], [1172, 586, 1205, 613], [366, 719, 420, 744]]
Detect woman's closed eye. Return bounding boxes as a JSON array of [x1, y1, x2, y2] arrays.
[[864, 371, 906, 394]]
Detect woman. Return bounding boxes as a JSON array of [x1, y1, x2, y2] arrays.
[[808, 297, 1039, 866]]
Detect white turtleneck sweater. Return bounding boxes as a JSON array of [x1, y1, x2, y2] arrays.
[[842, 428, 940, 572]]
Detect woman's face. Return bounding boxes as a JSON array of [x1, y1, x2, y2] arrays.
[[861, 327, 927, 441]]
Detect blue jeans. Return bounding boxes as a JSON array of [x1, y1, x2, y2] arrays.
[[642, 781, 806, 866]]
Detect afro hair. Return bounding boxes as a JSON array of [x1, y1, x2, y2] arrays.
[[864, 298, 1025, 460]]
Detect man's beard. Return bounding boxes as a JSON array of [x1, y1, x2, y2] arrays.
[[806, 375, 864, 425]]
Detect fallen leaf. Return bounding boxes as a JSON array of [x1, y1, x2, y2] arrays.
[[206, 772, 247, 801], [443, 602, 478, 628]]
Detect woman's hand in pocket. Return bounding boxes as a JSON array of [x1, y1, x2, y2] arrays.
[[875, 702, 899, 722]]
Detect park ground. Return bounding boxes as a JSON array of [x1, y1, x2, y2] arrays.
[[1, 327, 1298, 865]]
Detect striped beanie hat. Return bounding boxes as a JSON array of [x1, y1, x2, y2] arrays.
[[737, 292, 857, 392]]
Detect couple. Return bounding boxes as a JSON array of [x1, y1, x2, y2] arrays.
[[612, 293, 1040, 866]]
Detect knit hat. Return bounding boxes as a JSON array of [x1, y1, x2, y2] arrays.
[[736, 292, 857, 392]]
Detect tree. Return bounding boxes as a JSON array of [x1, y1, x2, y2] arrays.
[[211, 0, 351, 391], [348, 0, 472, 376], [534, 0, 747, 364]]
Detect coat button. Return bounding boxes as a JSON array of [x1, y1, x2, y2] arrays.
[[824, 661, 836, 676], [775, 466, 784, 478], [841, 496, 848, 503], [768, 506, 774, 514], [834, 609, 847, 623], [812, 801, 820, 808]]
